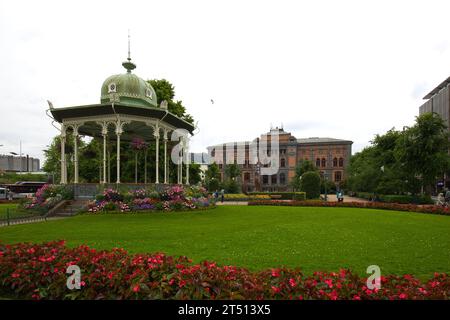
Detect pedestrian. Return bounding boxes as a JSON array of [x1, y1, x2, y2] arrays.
[[220, 189, 225, 203]]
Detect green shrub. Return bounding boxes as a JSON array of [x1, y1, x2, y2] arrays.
[[247, 192, 306, 200], [292, 192, 306, 201], [300, 171, 321, 199]]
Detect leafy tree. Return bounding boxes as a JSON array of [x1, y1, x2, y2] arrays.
[[225, 163, 241, 180], [147, 79, 194, 124], [395, 112, 450, 193], [205, 162, 221, 191], [300, 171, 321, 199], [290, 160, 318, 191]]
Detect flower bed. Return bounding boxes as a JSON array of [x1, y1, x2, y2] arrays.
[[87, 185, 213, 213], [0, 241, 449, 300], [21, 184, 74, 214], [247, 200, 450, 216]]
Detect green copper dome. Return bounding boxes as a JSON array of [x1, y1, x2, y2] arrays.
[[100, 59, 157, 108]]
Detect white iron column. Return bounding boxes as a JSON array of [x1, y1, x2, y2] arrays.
[[163, 130, 168, 184], [185, 137, 190, 185], [60, 126, 66, 184], [102, 132, 107, 184], [115, 121, 123, 184], [73, 126, 79, 184], [154, 126, 160, 184]]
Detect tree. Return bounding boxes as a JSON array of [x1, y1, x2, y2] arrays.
[[205, 162, 221, 191], [290, 160, 318, 191], [300, 171, 321, 199], [147, 79, 194, 124], [395, 112, 450, 193]]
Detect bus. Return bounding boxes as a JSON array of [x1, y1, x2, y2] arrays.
[[0, 181, 47, 199]]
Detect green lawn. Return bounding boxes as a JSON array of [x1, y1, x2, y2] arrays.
[[0, 203, 27, 219], [1, 205, 450, 278]]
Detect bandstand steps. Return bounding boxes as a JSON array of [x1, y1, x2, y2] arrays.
[[52, 199, 90, 217]]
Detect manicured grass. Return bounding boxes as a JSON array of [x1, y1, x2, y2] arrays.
[[1, 205, 450, 278], [0, 203, 28, 219]]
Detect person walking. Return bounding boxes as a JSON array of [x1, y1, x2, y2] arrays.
[[220, 189, 225, 203]]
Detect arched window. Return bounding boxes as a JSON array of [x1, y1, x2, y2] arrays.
[[316, 158, 321, 167], [321, 158, 326, 167], [334, 171, 342, 182], [333, 157, 338, 167], [281, 158, 286, 168], [280, 173, 286, 184], [339, 158, 344, 167]]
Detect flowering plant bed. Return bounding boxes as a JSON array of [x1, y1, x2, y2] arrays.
[[0, 241, 449, 300], [87, 185, 214, 213], [21, 184, 74, 214], [247, 200, 450, 216]]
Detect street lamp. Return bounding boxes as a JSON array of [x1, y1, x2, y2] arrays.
[[323, 172, 329, 202]]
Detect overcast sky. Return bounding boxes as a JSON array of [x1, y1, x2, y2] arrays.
[[1, 0, 449, 164]]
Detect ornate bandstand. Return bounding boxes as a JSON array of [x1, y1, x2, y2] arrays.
[[48, 53, 194, 187]]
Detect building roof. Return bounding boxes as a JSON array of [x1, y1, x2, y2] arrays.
[[297, 137, 353, 145], [423, 76, 450, 99]]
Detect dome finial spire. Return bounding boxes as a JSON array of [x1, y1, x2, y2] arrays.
[[122, 29, 136, 73], [127, 29, 131, 61]]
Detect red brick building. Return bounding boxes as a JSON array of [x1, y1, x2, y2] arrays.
[[207, 127, 353, 192]]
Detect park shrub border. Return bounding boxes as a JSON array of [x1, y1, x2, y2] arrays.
[[247, 192, 306, 201], [0, 241, 449, 300], [353, 192, 433, 205], [247, 200, 450, 216]]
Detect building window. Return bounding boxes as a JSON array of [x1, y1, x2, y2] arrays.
[[280, 158, 286, 168], [218, 164, 223, 169], [316, 158, 321, 167], [244, 172, 250, 182], [321, 158, 326, 167], [334, 171, 342, 182], [339, 157, 344, 167], [333, 157, 338, 167], [280, 173, 286, 184], [271, 174, 277, 184], [280, 149, 286, 155], [262, 175, 269, 184]]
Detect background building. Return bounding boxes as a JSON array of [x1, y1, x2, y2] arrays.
[[0, 154, 40, 172], [419, 76, 450, 123], [207, 127, 352, 192]]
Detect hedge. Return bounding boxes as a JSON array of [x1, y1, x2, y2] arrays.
[[247, 192, 306, 201], [247, 200, 450, 216], [353, 192, 433, 205], [1, 241, 449, 300]]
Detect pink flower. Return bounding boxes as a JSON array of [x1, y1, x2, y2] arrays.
[[399, 293, 407, 299], [289, 278, 297, 288], [271, 286, 281, 294], [353, 295, 361, 300], [133, 284, 140, 292], [271, 269, 280, 277]]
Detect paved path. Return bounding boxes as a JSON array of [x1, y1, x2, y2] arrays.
[[323, 194, 369, 203]]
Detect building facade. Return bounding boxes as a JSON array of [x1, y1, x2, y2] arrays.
[[0, 154, 40, 172], [419, 76, 450, 124], [207, 127, 353, 192]]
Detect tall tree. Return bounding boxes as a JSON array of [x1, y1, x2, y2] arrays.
[[395, 112, 450, 193], [205, 162, 221, 191], [147, 79, 194, 124]]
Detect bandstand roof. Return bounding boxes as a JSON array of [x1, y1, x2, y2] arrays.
[[50, 102, 195, 141]]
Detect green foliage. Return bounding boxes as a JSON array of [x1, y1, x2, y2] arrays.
[[247, 192, 306, 200], [0, 172, 50, 184], [147, 79, 194, 124], [300, 171, 321, 199], [291, 160, 318, 191], [205, 163, 221, 191], [348, 114, 450, 195]]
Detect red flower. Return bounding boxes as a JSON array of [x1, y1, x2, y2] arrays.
[[399, 293, 407, 299], [271, 286, 281, 294], [289, 278, 297, 287], [353, 295, 361, 300], [271, 269, 280, 277], [133, 284, 140, 292]]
